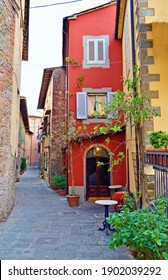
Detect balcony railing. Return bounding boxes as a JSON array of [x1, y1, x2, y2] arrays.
[[144, 151, 168, 216]]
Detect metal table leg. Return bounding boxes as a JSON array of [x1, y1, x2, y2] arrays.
[[98, 205, 115, 235]]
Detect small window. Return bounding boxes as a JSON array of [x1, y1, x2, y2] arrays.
[[87, 39, 105, 64], [76, 92, 117, 120], [83, 35, 110, 68], [88, 93, 106, 118]]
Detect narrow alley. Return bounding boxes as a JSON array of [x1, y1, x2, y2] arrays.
[[0, 167, 133, 260]]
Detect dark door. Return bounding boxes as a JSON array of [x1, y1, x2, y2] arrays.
[[86, 156, 110, 199]]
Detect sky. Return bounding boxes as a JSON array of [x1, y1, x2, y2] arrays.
[[20, 0, 111, 116]]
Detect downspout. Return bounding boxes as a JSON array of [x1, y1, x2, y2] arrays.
[[130, 0, 142, 208], [63, 22, 69, 195]]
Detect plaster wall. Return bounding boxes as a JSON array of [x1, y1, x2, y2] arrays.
[[148, 23, 168, 132], [28, 116, 42, 165]]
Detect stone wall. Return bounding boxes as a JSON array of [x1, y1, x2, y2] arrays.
[[0, 1, 16, 221], [136, 0, 160, 203], [50, 67, 66, 183]]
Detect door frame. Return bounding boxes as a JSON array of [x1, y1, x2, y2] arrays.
[[84, 144, 112, 200]]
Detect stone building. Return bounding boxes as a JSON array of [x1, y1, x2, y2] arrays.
[[37, 67, 66, 185], [0, 0, 29, 221]]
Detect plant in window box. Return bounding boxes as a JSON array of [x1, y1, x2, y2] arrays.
[[52, 174, 67, 195], [106, 196, 168, 260]]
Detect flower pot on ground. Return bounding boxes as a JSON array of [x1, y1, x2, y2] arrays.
[[130, 248, 138, 258], [59, 188, 66, 196], [20, 156, 27, 173], [52, 185, 59, 190], [52, 174, 67, 194], [66, 194, 80, 207]]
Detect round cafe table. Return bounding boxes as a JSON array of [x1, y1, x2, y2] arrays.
[[109, 185, 122, 199], [95, 200, 118, 235]]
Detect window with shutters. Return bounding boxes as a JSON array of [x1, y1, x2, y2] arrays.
[[88, 93, 106, 118], [83, 35, 110, 68], [76, 91, 117, 120]]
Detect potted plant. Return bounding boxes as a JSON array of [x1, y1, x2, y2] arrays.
[[39, 167, 44, 179], [20, 156, 27, 174], [106, 196, 168, 260], [52, 174, 67, 195], [66, 192, 80, 207], [149, 130, 168, 149], [15, 177, 20, 182]]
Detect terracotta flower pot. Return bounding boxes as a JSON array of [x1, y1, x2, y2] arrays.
[[52, 185, 59, 190], [59, 189, 66, 196], [130, 248, 138, 258], [66, 194, 80, 207]]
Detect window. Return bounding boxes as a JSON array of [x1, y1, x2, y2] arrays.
[[87, 39, 105, 64], [83, 35, 110, 68], [76, 91, 117, 120], [43, 114, 50, 136], [88, 93, 106, 118]]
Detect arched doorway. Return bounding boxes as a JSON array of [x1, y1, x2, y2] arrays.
[[86, 146, 110, 199]]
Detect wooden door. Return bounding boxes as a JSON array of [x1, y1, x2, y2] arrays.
[[86, 156, 110, 199]]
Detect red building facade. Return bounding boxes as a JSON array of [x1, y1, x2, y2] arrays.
[[63, 1, 126, 202]]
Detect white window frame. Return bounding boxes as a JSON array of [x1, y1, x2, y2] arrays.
[[76, 89, 117, 120], [87, 93, 106, 118], [83, 35, 110, 69], [87, 38, 105, 64]]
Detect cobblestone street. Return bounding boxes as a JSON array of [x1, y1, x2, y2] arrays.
[[0, 167, 133, 260]]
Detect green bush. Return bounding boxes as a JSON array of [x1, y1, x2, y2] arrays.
[[107, 196, 168, 260], [20, 156, 27, 171], [52, 174, 67, 189], [149, 130, 168, 148]]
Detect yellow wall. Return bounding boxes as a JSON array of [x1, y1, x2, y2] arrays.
[[145, 0, 168, 133], [117, 0, 168, 203], [11, 0, 26, 157], [147, 0, 168, 23], [148, 22, 168, 132], [121, 0, 137, 192], [42, 74, 53, 182]]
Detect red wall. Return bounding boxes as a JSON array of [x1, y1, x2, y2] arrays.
[[67, 3, 125, 191], [68, 3, 122, 117], [68, 132, 126, 187]]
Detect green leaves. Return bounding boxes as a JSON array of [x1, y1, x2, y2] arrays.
[[107, 196, 168, 260], [149, 130, 168, 148], [162, 252, 168, 260]]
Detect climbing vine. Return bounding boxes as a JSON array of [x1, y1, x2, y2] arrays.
[[54, 58, 160, 191]]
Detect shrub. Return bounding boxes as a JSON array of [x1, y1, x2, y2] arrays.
[[20, 156, 27, 171], [52, 174, 67, 189], [107, 196, 168, 260], [149, 130, 168, 148]]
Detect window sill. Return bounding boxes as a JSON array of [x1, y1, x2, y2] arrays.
[[82, 119, 111, 124]]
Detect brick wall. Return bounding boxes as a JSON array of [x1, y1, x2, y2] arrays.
[[50, 67, 66, 182], [0, 1, 16, 221]]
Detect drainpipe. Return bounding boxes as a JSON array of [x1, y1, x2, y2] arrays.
[[63, 22, 69, 195], [130, 0, 142, 208]]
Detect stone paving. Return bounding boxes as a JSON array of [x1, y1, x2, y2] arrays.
[[0, 166, 133, 260]]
